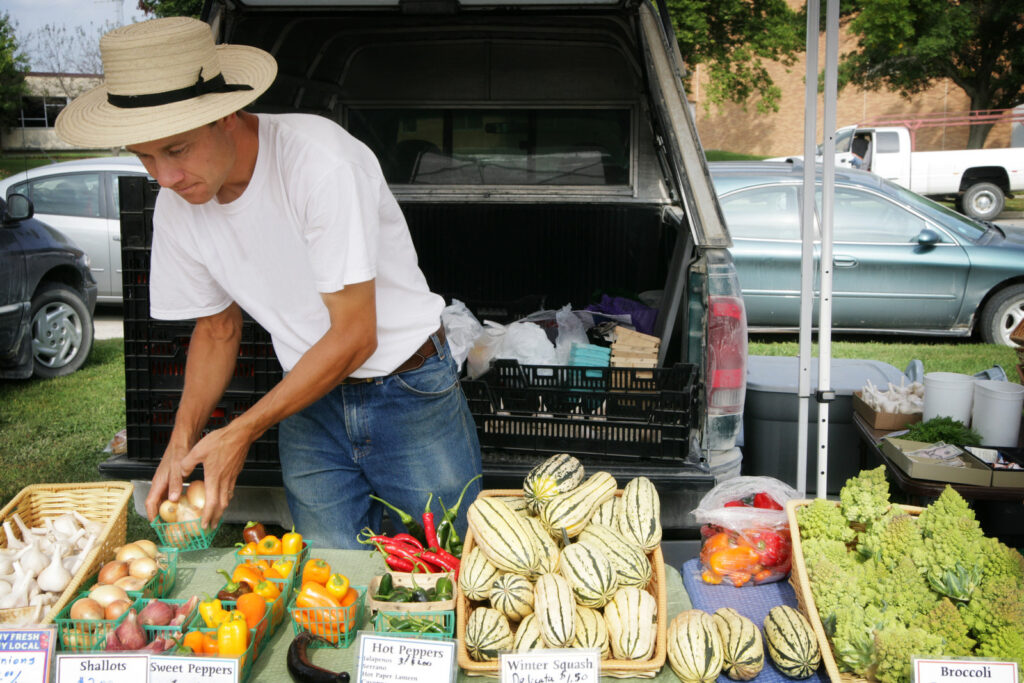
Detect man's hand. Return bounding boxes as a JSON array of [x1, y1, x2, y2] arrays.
[[179, 423, 254, 529], [144, 442, 189, 521]]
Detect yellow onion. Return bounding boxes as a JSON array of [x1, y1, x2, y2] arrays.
[[70, 597, 104, 621], [132, 539, 159, 558], [105, 598, 132, 620], [185, 480, 206, 511], [114, 575, 149, 592], [97, 560, 128, 585], [115, 542, 148, 563], [128, 556, 159, 581], [158, 500, 179, 523], [89, 584, 129, 608]]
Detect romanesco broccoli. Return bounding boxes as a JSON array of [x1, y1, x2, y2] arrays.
[[959, 571, 1024, 637], [873, 625, 944, 683], [797, 498, 856, 543], [912, 598, 975, 656], [975, 627, 1024, 673], [840, 465, 891, 525]]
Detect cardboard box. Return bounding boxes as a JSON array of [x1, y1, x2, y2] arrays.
[[880, 437, 992, 487], [853, 391, 922, 431], [963, 447, 1024, 489]]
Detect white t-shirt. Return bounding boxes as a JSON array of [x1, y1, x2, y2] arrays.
[[149, 113, 444, 375]]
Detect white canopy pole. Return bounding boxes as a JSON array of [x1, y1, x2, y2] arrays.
[[795, 0, 820, 497], [815, 0, 841, 498]]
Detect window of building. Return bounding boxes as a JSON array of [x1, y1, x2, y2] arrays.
[[18, 96, 69, 128]]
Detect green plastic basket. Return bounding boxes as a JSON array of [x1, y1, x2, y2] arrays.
[[153, 546, 179, 597], [150, 518, 222, 550], [233, 541, 310, 582], [192, 625, 258, 683], [53, 594, 129, 651], [287, 586, 366, 649], [373, 610, 454, 640]]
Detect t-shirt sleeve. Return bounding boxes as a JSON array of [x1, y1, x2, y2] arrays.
[[301, 162, 381, 293], [149, 211, 233, 320]]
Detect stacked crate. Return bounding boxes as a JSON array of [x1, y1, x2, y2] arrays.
[[117, 177, 283, 473]]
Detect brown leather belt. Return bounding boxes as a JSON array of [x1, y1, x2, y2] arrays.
[[340, 326, 446, 385]]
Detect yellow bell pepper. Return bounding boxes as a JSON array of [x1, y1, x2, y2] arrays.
[[325, 573, 350, 602], [282, 527, 304, 556], [232, 563, 264, 591], [271, 559, 295, 578], [253, 579, 281, 602], [199, 597, 230, 628], [217, 615, 249, 658]]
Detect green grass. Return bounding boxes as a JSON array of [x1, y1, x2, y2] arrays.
[[0, 152, 102, 180], [705, 149, 768, 162], [749, 336, 1020, 382], [0, 339, 241, 547]]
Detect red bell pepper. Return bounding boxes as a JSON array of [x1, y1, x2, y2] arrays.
[[753, 492, 783, 510]]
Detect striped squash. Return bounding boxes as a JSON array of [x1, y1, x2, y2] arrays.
[[573, 606, 610, 659], [465, 607, 514, 662], [533, 573, 576, 648], [558, 542, 618, 608], [490, 573, 535, 622], [615, 476, 662, 552], [540, 471, 617, 538], [603, 587, 657, 661], [577, 522, 652, 589], [668, 609, 725, 683], [467, 497, 541, 576], [591, 496, 618, 528], [763, 606, 820, 679], [522, 516, 561, 575], [713, 608, 765, 681], [523, 453, 585, 514], [496, 496, 531, 515], [459, 546, 502, 601], [512, 613, 545, 652]]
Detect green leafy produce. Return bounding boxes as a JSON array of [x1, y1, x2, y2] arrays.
[[796, 473, 1024, 683], [904, 417, 982, 447]]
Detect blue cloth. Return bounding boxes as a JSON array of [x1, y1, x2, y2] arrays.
[[680, 558, 829, 683], [277, 334, 483, 549]]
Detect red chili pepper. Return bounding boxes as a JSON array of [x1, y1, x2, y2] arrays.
[[418, 549, 460, 579], [753, 492, 783, 510], [392, 533, 424, 550], [422, 493, 440, 550], [385, 554, 416, 572], [380, 543, 433, 572]]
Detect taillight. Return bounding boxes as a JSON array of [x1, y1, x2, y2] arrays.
[[708, 295, 747, 415]]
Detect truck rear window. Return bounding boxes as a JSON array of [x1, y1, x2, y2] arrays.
[[348, 108, 630, 186]]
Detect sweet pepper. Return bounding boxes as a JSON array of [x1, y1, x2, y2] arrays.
[[282, 527, 303, 556], [302, 558, 331, 586], [199, 596, 230, 628], [217, 614, 249, 658]]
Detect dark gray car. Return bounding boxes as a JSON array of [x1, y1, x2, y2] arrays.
[[0, 194, 97, 379]]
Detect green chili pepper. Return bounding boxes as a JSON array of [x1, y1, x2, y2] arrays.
[[378, 573, 394, 595]]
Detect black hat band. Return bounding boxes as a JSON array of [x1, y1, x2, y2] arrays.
[[107, 70, 253, 109]]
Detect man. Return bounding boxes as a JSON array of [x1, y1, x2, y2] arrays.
[[850, 133, 870, 170], [55, 17, 482, 548]]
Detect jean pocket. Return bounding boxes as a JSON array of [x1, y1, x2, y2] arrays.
[[392, 355, 460, 397]]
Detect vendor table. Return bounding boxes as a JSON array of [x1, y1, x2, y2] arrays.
[[852, 412, 1024, 503], [168, 547, 695, 682]]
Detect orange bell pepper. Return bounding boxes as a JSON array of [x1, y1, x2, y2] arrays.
[[236, 541, 259, 557], [183, 630, 205, 654], [709, 545, 761, 575], [235, 592, 267, 630], [302, 558, 331, 586], [700, 531, 734, 564], [701, 569, 724, 585], [253, 579, 281, 602], [271, 559, 294, 578], [282, 527, 303, 556], [293, 609, 343, 644], [257, 535, 282, 555], [325, 573, 351, 602], [231, 563, 264, 591], [201, 632, 219, 655], [296, 581, 340, 609]]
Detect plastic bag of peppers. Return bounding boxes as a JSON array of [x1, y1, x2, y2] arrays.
[[358, 475, 480, 578], [691, 476, 800, 587]]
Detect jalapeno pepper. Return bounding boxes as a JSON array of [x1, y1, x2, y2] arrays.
[[367, 495, 428, 546]]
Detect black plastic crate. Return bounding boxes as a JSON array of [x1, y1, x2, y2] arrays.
[[119, 176, 158, 249], [125, 391, 279, 464], [460, 360, 699, 462], [121, 248, 152, 321]]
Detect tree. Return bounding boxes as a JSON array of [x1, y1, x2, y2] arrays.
[[667, 0, 805, 114], [838, 0, 1024, 148], [28, 23, 111, 98], [0, 13, 31, 127], [137, 0, 204, 17]]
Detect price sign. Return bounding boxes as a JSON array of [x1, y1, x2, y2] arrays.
[[499, 649, 600, 683], [0, 628, 55, 683], [356, 633, 457, 683], [914, 658, 1019, 683], [54, 653, 149, 683], [149, 655, 240, 683]]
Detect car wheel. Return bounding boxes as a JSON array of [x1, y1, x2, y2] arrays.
[[961, 182, 1005, 221], [29, 283, 94, 378], [979, 283, 1024, 346]]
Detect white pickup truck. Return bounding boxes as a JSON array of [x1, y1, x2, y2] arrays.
[[779, 124, 1024, 221]]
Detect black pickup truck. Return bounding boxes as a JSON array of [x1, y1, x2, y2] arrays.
[[102, 0, 749, 539]]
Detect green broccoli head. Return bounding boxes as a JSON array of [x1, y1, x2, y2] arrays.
[[840, 466, 891, 526], [872, 625, 944, 683], [797, 498, 856, 543], [912, 598, 975, 657]]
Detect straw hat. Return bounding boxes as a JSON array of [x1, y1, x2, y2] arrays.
[[55, 17, 277, 148]]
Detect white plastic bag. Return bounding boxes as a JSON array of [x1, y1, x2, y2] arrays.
[[441, 299, 483, 372], [466, 321, 506, 379], [499, 321, 558, 366], [554, 305, 589, 365], [692, 476, 800, 530]]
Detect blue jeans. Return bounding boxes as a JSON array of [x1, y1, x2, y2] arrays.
[[277, 333, 483, 549]]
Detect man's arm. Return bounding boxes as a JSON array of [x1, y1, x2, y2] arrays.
[[179, 279, 378, 528], [144, 302, 244, 521]]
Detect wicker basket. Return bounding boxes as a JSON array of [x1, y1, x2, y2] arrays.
[[786, 498, 924, 683], [455, 489, 668, 679], [0, 481, 133, 625]]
